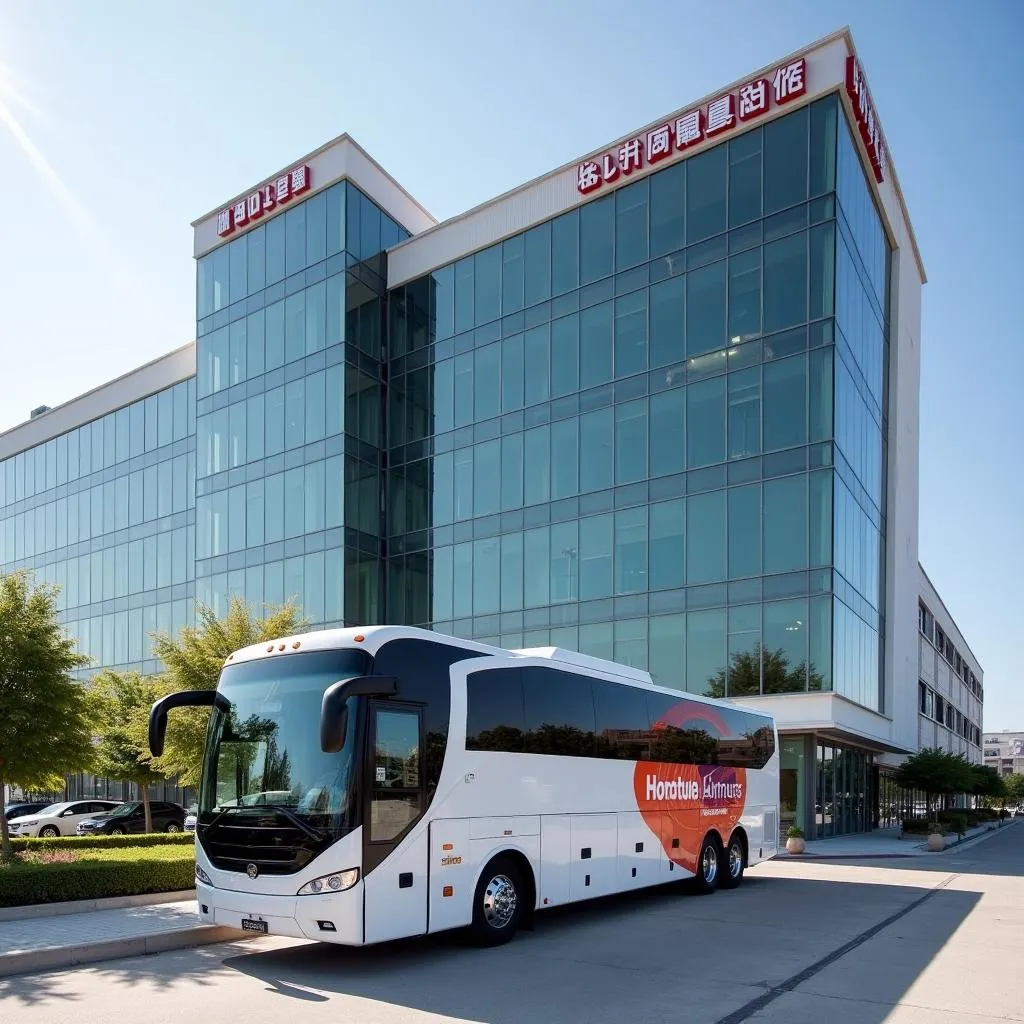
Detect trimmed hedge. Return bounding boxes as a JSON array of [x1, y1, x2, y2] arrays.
[[903, 809, 996, 835], [0, 846, 195, 908], [901, 817, 936, 834], [8, 832, 195, 853]]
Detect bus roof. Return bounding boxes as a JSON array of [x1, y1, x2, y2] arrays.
[[511, 646, 653, 685], [223, 624, 498, 665]]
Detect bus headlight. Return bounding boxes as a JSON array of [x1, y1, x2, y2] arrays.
[[195, 864, 212, 884], [297, 868, 359, 895]]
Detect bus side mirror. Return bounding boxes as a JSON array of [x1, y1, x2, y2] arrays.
[[149, 690, 229, 757], [321, 676, 399, 753]]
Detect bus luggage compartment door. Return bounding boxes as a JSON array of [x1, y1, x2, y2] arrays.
[[539, 815, 571, 908], [428, 818, 474, 933], [617, 811, 661, 890], [569, 813, 617, 902]]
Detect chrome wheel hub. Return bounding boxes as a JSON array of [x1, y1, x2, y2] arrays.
[[482, 874, 517, 929], [702, 845, 718, 885], [729, 843, 743, 878]]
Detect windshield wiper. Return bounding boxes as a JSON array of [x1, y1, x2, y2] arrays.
[[257, 804, 330, 841], [214, 803, 328, 842]]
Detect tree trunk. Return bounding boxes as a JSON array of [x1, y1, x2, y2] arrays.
[[140, 782, 152, 834], [0, 770, 11, 862]]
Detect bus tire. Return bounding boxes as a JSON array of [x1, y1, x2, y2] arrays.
[[719, 831, 745, 889], [689, 833, 722, 895], [469, 856, 525, 947]]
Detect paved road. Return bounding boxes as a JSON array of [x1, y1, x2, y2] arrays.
[[1, 825, 1021, 1024]]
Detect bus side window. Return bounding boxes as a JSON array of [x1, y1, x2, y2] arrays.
[[466, 668, 525, 751], [646, 692, 720, 766], [521, 668, 597, 756], [593, 679, 651, 760]]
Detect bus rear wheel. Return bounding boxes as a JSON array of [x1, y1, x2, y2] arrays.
[[689, 833, 722, 895], [469, 857, 524, 947], [719, 832, 745, 889]]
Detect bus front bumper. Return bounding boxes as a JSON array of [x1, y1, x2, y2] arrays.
[[196, 880, 364, 945]]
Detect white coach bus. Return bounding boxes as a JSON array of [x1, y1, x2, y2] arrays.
[[149, 626, 779, 947]]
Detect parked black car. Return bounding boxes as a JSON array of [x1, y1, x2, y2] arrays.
[[4, 801, 50, 822], [76, 800, 186, 835]]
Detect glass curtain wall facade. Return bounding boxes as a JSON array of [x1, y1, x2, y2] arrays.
[[389, 94, 889, 717], [0, 88, 894, 832], [194, 182, 409, 629], [0, 380, 197, 804], [0, 380, 196, 676]]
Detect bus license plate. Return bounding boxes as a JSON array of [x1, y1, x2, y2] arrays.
[[241, 918, 269, 934]]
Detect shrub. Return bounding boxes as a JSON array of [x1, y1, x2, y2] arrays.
[[10, 833, 195, 853], [17, 849, 77, 866], [901, 817, 933, 834], [0, 845, 195, 907], [937, 811, 972, 833], [786, 826, 804, 839]]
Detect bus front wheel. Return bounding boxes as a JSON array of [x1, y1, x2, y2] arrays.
[[470, 857, 525, 947]]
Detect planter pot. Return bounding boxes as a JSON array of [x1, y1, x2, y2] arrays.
[[926, 832, 945, 852], [786, 837, 806, 854]]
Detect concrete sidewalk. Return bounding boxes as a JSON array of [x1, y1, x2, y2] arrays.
[[0, 897, 252, 978], [775, 817, 1017, 860]]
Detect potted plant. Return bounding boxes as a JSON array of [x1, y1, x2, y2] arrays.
[[926, 821, 945, 851], [785, 825, 806, 854]]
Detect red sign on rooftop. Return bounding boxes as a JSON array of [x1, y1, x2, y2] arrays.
[[845, 56, 885, 183], [216, 164, 312, 238], [576, 58, 808, 195]]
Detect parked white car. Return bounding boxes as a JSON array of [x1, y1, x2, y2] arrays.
[[7, 799, 122, 838]]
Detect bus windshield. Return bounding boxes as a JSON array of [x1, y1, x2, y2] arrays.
[[198, 649, 370, 848]]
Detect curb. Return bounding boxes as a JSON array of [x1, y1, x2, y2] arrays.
[[0, 890, 197, 923], [774, 819, 1016, 862], [776, 852, 916, 861], [939, 818, 1018, 855], [0, 925, 255, 980]]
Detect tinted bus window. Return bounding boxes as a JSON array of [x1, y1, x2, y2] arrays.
[[718, 706, 775, 768], [464, 665, 774, 769], [466, 668, 525, 751], [646, 691, 721, 765], [593, 678, 651, 760], [522, 667, 598, 756]]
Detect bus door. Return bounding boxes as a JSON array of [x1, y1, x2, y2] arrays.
[[362, 701, 429, 944]]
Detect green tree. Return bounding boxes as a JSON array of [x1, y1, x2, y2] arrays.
[[968, 764, 1005, 804], [89, 670, 167, 834], [895, 747, 973, 820], [1004, 773, 1024, 805], [0, 571, 93, 861], [147, 598, 303, 788]]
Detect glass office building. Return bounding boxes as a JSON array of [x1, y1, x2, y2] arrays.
[[389, 93, 886, 708], [0, 350, 196, 802], [0, 30, 979, 834], [193, 180, 409, 631]]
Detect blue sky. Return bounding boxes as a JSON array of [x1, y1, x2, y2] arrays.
[[0, 0, 1020, 728]]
